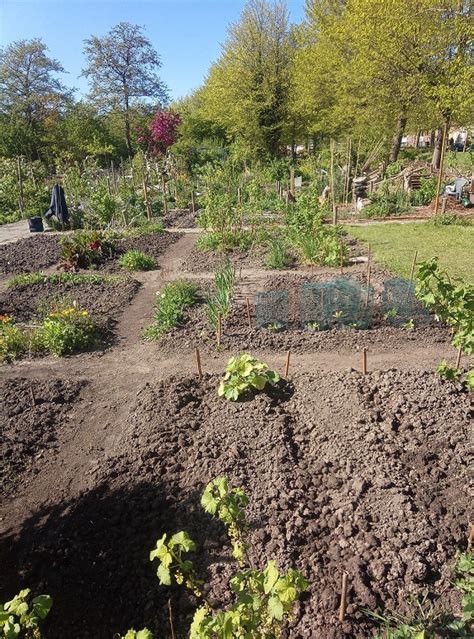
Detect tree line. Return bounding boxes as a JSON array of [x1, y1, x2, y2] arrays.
[[1, 0, 473, 169]]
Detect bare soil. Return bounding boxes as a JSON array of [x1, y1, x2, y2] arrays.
[[0, 232, 472, 639], [162, 208, 198, 228], [0, 371, 471, 638], [0, 235, 61, 274]]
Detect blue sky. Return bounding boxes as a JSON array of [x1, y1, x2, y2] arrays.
[[0, 0, 305, 101]]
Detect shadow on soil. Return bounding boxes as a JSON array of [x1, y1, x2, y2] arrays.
[[0, 480, 229, 639]]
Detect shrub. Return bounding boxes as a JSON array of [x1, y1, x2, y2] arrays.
[[362, 189, 411, 218], [410, 177, 437, 206], [218, 353, 280, 401], [143, 280, 198, 340], [265, 237, 292, 269], [118, 250, 156, 271], [149, 477, 307, 637], [0, 315, 28, 362], [35, 304, 97, 357], [0, 588, 52, 638], [197, 230, 253, 253]]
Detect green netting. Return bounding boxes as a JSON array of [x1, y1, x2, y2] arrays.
[[326, 277, 374, 329], [380, 278, 430, 326], [255, 291, 289, 330], [300, 278, 374, 330], [299, 282, 333, 330]]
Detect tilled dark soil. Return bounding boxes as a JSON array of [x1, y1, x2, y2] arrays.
[[0, 378, 85, 494], [1, 370, 471, 638], [112, 231, 183, 268], [0, 278, 140, 333], [162, 208, 198, 228], [183, 245, 268, 273], [0, 235, 61, 274]]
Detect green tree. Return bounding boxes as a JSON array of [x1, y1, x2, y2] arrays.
[[200, 0, 294, 157], [82, 22, 168, 157], [0, 38, 71, 158]]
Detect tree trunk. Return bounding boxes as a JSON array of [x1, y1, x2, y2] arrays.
[[388, 109, 407, 163], [430, 130, 436, 148], [431, 128, 443, 169], [414, 130, 421, 149]]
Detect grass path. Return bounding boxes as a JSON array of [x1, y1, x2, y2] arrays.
[[346, 222, 474, 282]]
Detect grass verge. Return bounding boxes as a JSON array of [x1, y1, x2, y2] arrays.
[[346, 222, 474, 282]]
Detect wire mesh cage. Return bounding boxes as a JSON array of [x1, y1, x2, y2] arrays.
[[380, 278, 430, 327], [329, 277, 374, 329], [255, 290, 289, 331], [299, 282, 334, 330]]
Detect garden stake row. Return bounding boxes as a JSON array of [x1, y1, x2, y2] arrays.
[[195, 347, 203, 380], [339, 571, 349, 622]]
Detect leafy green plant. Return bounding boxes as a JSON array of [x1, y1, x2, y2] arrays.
[[0, 589, 52, 638], [410, 177, 437, 206], [436, 361, 461, 381], [416, 258, 473, 357], [363, 187, 411, 218], [120, 630, 153, 639], [306, 321, 320, 331], [0, 316, 28, 362], [262, 321, 284, 333], [34, 303, 97, 357], [60, 230, 116, 270], [197, 230, 253, 253], [143, 280, 198, 340], [403, 318, 415, 330], [383, 308, 399, 320], [118, 250, 156, 271], [465, 370, 474, 390], [150, 477, 308, 638], [218, 353, 280, 401], [454, 553, 474, 623], [206, 258, 235, 332]]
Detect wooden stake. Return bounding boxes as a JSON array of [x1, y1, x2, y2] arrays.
[[455, 345, 462, 370], [191, 190, 196, 213], [162, 173, 168, 215], [195, 347, 203, 380], [284, 350, 291, 377], [168, 598, 176, 639], [217, 314, 222, 347], [407, 250, 418, 300], [29, 385, 36, 407], [365, 264, 371, 307], [290, 167, 295, 197], [362, 348, 368, 375], [142, 175, 152, 220], [434, 119, 449, 216], [237, 186, 242, 205], [340, 243, 344, 274], [333, 204, 338, 226], [245, 297, 252, 330], [16, 157, 25, 215], [339, 572, 349, 623], [330, 138, 336, 220]]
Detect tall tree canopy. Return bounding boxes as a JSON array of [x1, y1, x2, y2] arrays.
[[199, 0, 295, 158], [0, 38, 72, 158], [82, 22, 168, 156]]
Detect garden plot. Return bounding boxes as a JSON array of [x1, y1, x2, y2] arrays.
[[0, 234, 61, 274], [0, 377, 85, 494], [0, 230, 182, 275], [0, 275, 140, 356], [162, 207, 198, 228], [183, 244, 267, 273], [156, 269, 449, 355], [1, 370, 470, 638]]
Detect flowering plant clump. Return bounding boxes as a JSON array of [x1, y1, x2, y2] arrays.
[[35, 305, 97, 357], [0, 315, 28, 362], [137, 110, 181, 158]]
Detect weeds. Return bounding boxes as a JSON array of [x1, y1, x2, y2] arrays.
[[118, 250, 156, 271], [0, 315, 28, 362], [143, 280, 198, 340], [34, 303, 97, 357], [265, 236, 292, 269], [6, 273, 124, 288]]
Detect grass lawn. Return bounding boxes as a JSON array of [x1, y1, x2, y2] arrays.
[[346, 222, 474, 282]]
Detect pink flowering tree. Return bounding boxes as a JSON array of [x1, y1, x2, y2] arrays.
[[137, 110, 181, 158]]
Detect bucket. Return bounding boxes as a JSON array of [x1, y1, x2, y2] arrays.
[[28, 216, 44, 233]]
